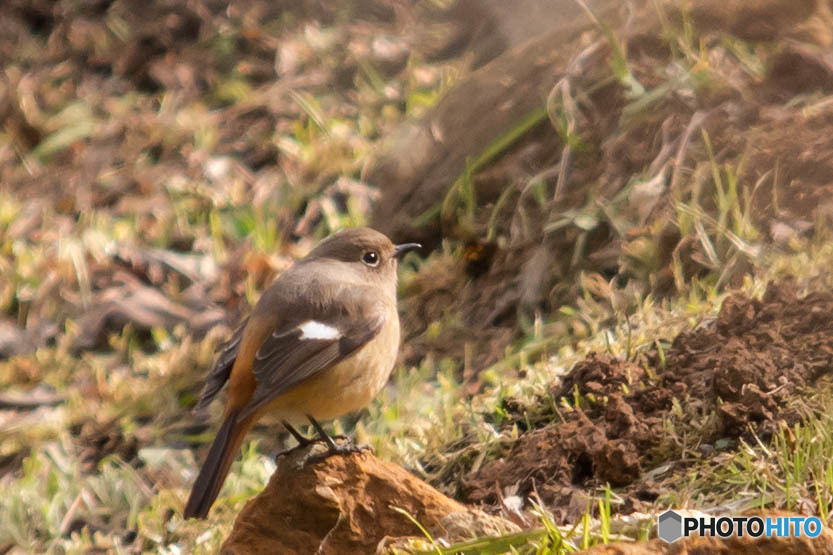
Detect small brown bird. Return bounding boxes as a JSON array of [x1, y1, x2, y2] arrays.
[[183, 227, 420, 519]]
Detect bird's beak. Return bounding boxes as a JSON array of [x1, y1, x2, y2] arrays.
[[394, 243, 422, 258]]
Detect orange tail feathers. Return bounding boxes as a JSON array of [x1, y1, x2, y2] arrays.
[[184, 409, 253, 519]]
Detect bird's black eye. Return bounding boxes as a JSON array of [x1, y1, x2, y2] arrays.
[[361, 251, 380, 266]]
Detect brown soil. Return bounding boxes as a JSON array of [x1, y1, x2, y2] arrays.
[[463, 281, 833, 521]]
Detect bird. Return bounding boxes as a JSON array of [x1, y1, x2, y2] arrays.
[[183, 227, 420, 519]]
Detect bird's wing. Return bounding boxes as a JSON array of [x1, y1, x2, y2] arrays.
[[238, 287, 386, 421], [194, 318, 248, 410]]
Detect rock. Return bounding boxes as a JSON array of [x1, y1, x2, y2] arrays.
[[220, 443, 518, 554]]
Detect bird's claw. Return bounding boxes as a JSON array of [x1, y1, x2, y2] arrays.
[[307, 436, 372, 462]]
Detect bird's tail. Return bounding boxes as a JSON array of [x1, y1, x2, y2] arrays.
[[183, 409, 252, 519]]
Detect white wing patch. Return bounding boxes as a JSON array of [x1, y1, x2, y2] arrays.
[[298, 320, 341, 340]]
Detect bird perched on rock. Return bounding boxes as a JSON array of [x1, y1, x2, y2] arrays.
[[184, 227, 420, 519]]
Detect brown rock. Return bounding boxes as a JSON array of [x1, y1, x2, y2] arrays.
[[220, 443, 517, 554]]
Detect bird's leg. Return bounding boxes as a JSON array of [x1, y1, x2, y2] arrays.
[[282, 420, 315, 447], [305, 414, 371, 458]]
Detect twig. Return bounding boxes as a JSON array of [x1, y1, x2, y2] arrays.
[[59, 489, 87, 536], [0, 391, 64, 410]]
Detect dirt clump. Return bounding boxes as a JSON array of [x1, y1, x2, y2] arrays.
[[464, 282, 833, 517], [659, 282, 833, 437], [221, 443, 517, 555], [73, 419, 141, 473]]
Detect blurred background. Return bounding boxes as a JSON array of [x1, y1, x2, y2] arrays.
[[3, 0, 833, 552]]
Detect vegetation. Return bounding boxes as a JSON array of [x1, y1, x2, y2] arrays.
[[2, 0, 833, 553]]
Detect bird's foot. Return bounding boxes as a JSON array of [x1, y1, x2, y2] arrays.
[[307, 436, 372, 462], [328, 436, 373, 455], [304, 414, 373, 461]]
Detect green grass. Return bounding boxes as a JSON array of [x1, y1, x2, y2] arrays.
[[390, 484, 649, 554]]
